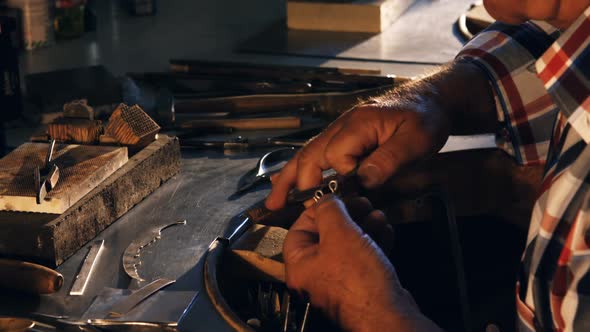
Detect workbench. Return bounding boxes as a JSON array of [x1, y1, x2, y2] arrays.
[[0, 147, 272, 331], [0, 0, 506, 330]]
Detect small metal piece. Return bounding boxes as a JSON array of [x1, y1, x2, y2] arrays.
[[70, 240, 105, 296], [225, 215, 252, 244], [287, 166, 361, 205], [46, 165, 60, 191], [45, 139, 56, 166], [34, 166, 42, 204], [328, 180, 338, 193], [281, 290, 291, 332], [36, 182, 48, 204], [35, 141, 60, 204], [122, 220, 187, 281], [299, 302, 311, 332], [246, 318, 261, 328], [313, 189, 324, 203], [29, 313, 102, 332], [107, 278, 175, 318], [312, 179, 339, 203], [231, 147, 297, 198]]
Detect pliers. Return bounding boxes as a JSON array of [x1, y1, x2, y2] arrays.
[[286, 167, 361, 205]]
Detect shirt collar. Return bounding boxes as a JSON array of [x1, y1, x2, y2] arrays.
[[535, 6, 590, 142]]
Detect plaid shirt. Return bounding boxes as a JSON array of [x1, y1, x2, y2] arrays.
[[457, 8, 590, 332]]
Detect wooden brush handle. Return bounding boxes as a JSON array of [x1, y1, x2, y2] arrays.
[[0, 259, 63, 294], [180, 116, 301, 130]]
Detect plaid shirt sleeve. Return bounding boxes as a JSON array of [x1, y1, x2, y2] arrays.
[[521, 9, 590, 331], [456, 22, 560, 165], [458, 9, 590, 332]]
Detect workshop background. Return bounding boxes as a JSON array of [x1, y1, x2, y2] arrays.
[[0, 1, 529, 332]]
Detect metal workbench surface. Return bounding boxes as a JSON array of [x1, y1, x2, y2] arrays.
[[0, 147, 278, 331]]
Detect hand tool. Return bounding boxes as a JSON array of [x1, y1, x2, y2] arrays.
[[286, 167, 361, 205], [128, 72, 313, 95], [181, 136, 307, 150], [107, 278, 175, 318], [69, 240, 105, 296], [0, 258, 63, 294], [0, 317, 34, 331], [179, 116, 302, 131], [122, 220, 187, 282], [35, 139, 60, 204], [230, 147, 297, 199], [176, 126, 235, 140], [30, 313, 103, 332], [172, 87, 390, 119], [179, 124, 324, 151], [168, 59, 398, 92]]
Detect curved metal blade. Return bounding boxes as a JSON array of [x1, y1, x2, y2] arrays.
[[232, 148, 297, 197], [122, 220, 187, 281]]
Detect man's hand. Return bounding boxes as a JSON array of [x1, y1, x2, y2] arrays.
[[266, 96, 450, 210], [266, 62, 496, 211], [283, 195, 441, 331]]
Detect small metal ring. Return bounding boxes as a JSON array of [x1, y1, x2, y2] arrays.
[[313, 190, 324, 202], [328, 180, 338, 193]]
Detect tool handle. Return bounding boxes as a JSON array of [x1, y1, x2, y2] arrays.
[[180, 116, 301, 130], [0, 259, 63, 294]]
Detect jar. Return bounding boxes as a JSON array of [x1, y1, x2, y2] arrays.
[[54, 0, 85, 39], [5, 0, 54, 50]]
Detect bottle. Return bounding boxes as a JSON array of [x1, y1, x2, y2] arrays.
[[54, 0, 85, 39], [5, 0, 54, 50], [0, 16, 22, 155], [0, 16, 22, 121]]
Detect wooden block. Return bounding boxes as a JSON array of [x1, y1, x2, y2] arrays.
[[105, 104, 161, 149], [287, 0, 416, 33], [99, 134, 119, 145], [228, 224, 288, 282], [0, 135, 181, 266], [46, 118, 104, 144], [0, 143, 128, 214], [63, 99, 94, 120]]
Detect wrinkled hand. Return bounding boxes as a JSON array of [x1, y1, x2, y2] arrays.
[[266, 100, 449, 210], [340, 196, 394, 255], [283, 195, 440, 331]]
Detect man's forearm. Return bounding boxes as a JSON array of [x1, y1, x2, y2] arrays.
[[375, 61, 497, 135], [434, 61, 497, 135]]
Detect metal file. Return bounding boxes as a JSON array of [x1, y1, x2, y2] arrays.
[[70, 240, 104, 296]]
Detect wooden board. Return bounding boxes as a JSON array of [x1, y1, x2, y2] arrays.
[[0, 143, 128, 214], [0, 135, 181, 266], [228, 224, 287, 282], [287, 0, 417, 33]]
